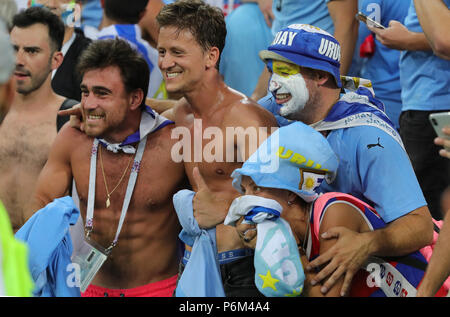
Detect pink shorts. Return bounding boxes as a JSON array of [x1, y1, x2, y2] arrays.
[[81, 274, 178, 297]]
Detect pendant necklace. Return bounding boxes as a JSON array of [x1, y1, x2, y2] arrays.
[[98, 145, 133, 208]]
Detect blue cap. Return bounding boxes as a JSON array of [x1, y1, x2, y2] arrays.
[[259, 24, 342, 88], [231, 122, 339, 203]]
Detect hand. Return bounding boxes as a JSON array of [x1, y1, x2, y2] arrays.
[[368, 20, 412, 50], [434, 126, 450, 159], [57, 104, 84, 131], [192, 167, 228, 229], [306, 227, 372, 296], [256, 0, 274, 27], [236, 216, 257, 248]]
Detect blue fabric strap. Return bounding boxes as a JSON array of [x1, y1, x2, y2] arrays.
[[244, 206, 281, 222]]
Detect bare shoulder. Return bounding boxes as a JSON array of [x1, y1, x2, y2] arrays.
[[319, 201, 366, 235], [53, 123, 90, 155], [145, 122, 183, 161], [224, 93, 278, 129]]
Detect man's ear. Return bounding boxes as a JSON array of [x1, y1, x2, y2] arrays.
[[129, 89, 145, 111], [316, 70, 332, 86], [287, 191, 297, 204], [205, 46, 220, 69], [51, 51, 64, 71]]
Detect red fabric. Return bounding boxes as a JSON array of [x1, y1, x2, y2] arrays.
[[360, 34, 375, 58], [81, 274, 178, 297]]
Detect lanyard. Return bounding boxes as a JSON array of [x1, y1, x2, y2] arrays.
[[85, 136, 147, 254]]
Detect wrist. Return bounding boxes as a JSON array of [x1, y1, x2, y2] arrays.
[[362, 230, 379, 257]]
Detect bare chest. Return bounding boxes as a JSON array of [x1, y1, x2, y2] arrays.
[[72, 136, 186, 221], [175, 116, 244, 187], [0, 113, 57, 169]]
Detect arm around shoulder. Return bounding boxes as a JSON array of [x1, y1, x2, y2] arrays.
[[226, 99, 279, 161], [305, 202, 365, 297], [368, 205, 434, 257]]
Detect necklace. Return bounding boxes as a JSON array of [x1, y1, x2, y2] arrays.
[[98, 144, 134, 208]]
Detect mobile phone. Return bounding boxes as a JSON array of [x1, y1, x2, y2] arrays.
[[356, 12, 386, 29], [429, 112, 450, 150]]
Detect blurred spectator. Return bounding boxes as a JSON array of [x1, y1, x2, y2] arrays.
[[0, 7, 76, 232], [0, 0, 18, 30], [138, 0, 164, 49], [357, 0, 409, 130], [414, 0, 450, 60], [219, 2, 273, 96], [417, 210, 450, 296], [0, 19, 34, 298], [79, 0, 101, 29], [30, 0, 91, 102], [370, 0, 450, 220]]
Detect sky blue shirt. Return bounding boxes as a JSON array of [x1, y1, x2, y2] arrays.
[[80, 0, 102, 29], [320, 125, 426, 223], [271, 0, 334, 36], [258, 95, 426, 223], [219, 3, 273, 96], [399, 0, 450, 112], [358, 0, 410, 129]]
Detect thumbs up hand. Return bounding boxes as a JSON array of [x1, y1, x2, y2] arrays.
[[192, 166, 229, 229]]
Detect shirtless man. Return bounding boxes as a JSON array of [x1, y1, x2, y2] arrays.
[[156, 0, 278, 296], [26, 38, 187, 296], [0, 6, 68, 232]]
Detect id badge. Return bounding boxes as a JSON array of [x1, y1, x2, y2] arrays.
[[71, 238, 108, 292]]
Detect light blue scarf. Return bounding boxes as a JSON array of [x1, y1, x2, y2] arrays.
[[173, 190, 225, 297]]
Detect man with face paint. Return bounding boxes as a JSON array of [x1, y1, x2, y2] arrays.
[[254, 23, 434, 297], [30, 0, 91, 103]]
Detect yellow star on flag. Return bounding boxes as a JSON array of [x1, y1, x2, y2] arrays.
[[258, 270, 280, 291]]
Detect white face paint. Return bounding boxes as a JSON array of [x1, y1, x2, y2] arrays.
[[269, 72, 309, 118]]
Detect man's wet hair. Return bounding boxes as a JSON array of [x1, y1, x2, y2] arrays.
[[104, 0, 149, 25], [12, 6, 64, 52], [156, 0, 226, 69], [77, 38, 150, 106]]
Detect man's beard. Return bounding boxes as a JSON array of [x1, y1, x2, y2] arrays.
[[16, 58, 52, 95]]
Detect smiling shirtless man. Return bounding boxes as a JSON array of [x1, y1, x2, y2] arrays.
[[26, 38, 187, 297], [0, 7, 76, 232], [156, 0, 278, 296]]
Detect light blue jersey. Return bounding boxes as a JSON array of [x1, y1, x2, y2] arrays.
[[219, 3, 273, 96], [399, 0, 450, 112], [259, 87, 427, 223], [92, 24, 166, 99], [358, 0, 409, 129], [320, 125, 426, 223], [80, 0, 102, 29], [271, 0, 334, 36]]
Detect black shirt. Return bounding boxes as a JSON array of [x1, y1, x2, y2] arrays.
[[52, 28, 91, 102]]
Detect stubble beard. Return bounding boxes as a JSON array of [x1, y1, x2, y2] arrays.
[[283, 87, 321, 125], [16, 58, 52, 96]]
